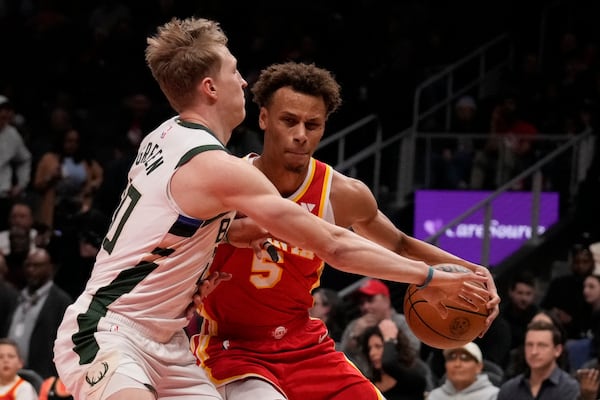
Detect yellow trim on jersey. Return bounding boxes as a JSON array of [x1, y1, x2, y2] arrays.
[[317, 164, 332, 218], [290, 158, 316, 202]]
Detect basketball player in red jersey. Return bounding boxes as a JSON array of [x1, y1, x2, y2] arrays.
[[190, 62, 500, 400]]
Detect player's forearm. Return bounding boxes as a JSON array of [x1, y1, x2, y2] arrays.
[[320, 229, 432, 285], [400, 235, 479, 271]]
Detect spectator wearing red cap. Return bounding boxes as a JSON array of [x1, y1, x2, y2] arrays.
[[340, 278, 420, 375]]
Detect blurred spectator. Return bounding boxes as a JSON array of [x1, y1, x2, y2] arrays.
[[33, 128, 103, 231], [0, 95, 32, 231], [425, 314, 512, 379], [431, 95, 480, 189], [0, 201, 38, 255], [473, 313, 512, 370], [470, 94, 539, 190], [28, 105, 74, 166], [451, 96, 485, 134], [507, 50, 546, 126], [498, 320, 580, 399], [115, 92, 166, 150], [2, 248, 72, 378], [360, 319, 430, 400], [427, 342, 499, 400], [500, 271, 540, 351], [540, 243, 595, 340], [340, 278, 420, 374], [309, 287, 347, 344], [504, 309, 571, 380], [0, 253, 19, 334], [0, 338, 38, 400], [93, 136, 135, 216], [4, 226, 33, 289], [53, 207, 108, 300], [569, 268, 600, 370], [38, 376, 72, 400]]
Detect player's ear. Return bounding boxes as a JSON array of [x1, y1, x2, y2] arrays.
[[202, 78, 217, 97], [258, 107, 268, 130]]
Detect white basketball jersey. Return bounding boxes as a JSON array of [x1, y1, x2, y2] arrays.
[[73, 117, 235, 340]]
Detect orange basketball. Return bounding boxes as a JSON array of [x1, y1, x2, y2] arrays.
[[403, 264, 489, 349]]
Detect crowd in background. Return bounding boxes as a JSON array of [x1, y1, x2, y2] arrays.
[[1, 1, 600, 399]]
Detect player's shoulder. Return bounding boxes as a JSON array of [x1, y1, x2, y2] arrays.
[[330, 169, 374, 203]]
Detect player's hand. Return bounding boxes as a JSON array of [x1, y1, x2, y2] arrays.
[[474, 265, 500, 336], [186, 271, 232, 320], [225, 216, 270, 248], [424, 270, 489, 319], [462, 262, 501, 335], [248, 239, 279, 262], [195, 271, 232, 302]]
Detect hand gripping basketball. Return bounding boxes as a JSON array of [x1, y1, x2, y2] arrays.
[[403, 264, 490, 349]]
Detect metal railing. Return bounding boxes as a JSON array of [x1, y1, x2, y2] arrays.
[[339, 129, 595, 298], [317, 34, 514, 209], [399, 34, 514, 207], [423, 129, 594, 267], [316, 115, 384, 200]]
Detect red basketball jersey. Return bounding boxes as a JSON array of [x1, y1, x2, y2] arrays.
[[199, 156, 334, 337], [192, 156, 384, 400]]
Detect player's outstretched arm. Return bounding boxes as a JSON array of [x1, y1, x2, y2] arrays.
[[331, 172, 500, 329], [172, 152, 489, 310]]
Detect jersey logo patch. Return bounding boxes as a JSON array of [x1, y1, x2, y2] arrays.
[[299, 202, 316, 213], [85, 362, 108, 386]]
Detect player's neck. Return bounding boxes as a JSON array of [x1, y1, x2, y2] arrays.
[[178, 112, 230, 144], [253, 155, 307, 197]]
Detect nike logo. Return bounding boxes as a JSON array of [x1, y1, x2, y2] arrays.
[[318, 330, 329, 344]]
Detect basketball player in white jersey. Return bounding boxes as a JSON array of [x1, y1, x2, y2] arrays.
[[54, 17, 490, 400]]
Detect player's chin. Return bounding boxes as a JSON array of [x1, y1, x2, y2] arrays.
[[284, 159, 307, 173]]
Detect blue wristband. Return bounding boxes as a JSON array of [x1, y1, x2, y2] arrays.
[[416, 266, 434, 290]]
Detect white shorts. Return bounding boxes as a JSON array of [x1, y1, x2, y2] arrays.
[[54, 305, 221, 400], [218, 379, 285, 400]]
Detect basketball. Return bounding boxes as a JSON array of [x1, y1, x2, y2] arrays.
[[403, 264, 489, 349]]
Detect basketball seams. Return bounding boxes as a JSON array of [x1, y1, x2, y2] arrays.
[[402, 263, 488, 349]]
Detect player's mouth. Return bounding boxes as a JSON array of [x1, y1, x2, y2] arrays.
[[285, 149, 310, 160]]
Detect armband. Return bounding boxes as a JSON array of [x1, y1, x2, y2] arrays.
[[416, 266, 434, 290]]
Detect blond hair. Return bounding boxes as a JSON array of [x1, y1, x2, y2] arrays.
[[145, 17, 228, 112]]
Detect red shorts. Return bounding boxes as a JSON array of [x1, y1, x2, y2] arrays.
[[191, 318, 383, 400]]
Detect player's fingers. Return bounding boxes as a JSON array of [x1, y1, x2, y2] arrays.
[[433, 300, 449, 319], [462, 282, 489, 303], [485, 304, 500, 325], [454, 292, 481, 311], [463, 272, 488, 285], [185, 302, 197, 320], [486, 292, 501, 308], [250, 240, 263, 259], [215, 272, 232, 283]]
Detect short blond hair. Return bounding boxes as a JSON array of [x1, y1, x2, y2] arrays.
[[145, 17, 228, 112]]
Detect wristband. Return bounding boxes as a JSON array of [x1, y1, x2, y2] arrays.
[[416, 266, 434, 290]]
